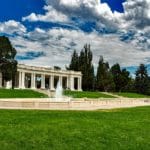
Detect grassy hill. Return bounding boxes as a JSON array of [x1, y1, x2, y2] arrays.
[[0, 89, 48, 98], [115, 92, 150, 98], [0, 106, 149, 149], [64, 91, 116, 98]]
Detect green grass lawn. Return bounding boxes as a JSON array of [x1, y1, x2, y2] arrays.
[[0, 89, 48, 98], [0, 107, 149, 150], [64, 90, 115, 98], [115, 92, 150, 98]]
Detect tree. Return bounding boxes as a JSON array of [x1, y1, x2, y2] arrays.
[[67, 50, 79, 71], [110, 64, 130, 92], [54, 66, 61, 70], [78, 44, 95, 90], [68, 44, 95, 91], [96, 56, 115, 92], [135, 64, 149, 94], [110, 63, 122, 92], [0, 36, 18, 89], [118, 68, 131, 92]]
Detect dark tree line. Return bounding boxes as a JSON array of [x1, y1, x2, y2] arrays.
[[0, 36, 18, 89], [68, 44, 150, 95]]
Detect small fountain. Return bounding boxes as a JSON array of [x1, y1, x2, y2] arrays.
[[54, 80, 70, 102], [55, 80, 63, 100], [6, 81, 12, 89]]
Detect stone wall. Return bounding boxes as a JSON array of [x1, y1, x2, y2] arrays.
[[0, 98, 149, 110]]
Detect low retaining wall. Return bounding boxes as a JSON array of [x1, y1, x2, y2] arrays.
[[0, 98, 150, 110]]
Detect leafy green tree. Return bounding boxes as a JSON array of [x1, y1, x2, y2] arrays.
[[0, 36, 17, 89], [135, 64, 149, 94], [110, 64, 130, 92], [120, 68, 131, 91], [96, 56, 115, 92]]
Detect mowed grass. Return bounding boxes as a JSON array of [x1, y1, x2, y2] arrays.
[[64, 90, 115, 98], [0, 89, 48, 98], [0, 107, 149, 150], [115, 92, 150, 98]]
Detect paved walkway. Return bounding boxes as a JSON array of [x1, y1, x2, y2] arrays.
[[101, 92, 124, 98], [0, 98, 149, 110]]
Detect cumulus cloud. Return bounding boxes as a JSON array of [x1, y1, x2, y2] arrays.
[[1, 0, 150, 69], [23, 0, 118, 32], [9, 28, 150, 69], [22, 5, 68, 22], [22, 0, 150, 32], [0, 20, 26, 35], [119, 0, 150, 30]]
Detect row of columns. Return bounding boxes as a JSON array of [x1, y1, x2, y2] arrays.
[[18, 71, 82, 91]]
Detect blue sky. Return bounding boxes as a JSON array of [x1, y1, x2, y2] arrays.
[[0, 0, 150, 75], [0, 0, 124, 21], [0, 0, 45, 21]]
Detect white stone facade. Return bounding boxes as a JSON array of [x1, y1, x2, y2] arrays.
[[13, 64, 82, 91]]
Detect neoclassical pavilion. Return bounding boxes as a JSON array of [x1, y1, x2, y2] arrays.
[[0, 64, 82, 91]]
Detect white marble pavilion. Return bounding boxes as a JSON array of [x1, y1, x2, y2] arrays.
[[0, 64, 82, 91]]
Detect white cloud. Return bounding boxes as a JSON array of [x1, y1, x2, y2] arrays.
[[1, 0, 150, 69], [22, 5, 68, 22], [23, 0, 117, 31], [10, 28, 150, 69], [118, 0, 150, 29], [0, 20, 26, 34], [23, 0, 150, 32]]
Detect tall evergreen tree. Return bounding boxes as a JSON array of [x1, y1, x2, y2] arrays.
[[78, 44, 95, 90], [0, 36, 18, 89], [67, 50, 79, 71], [96, 56, 115, 91], [96, 56, 106, 91], [67, 44, 95, 91], [120, 68, 131, 91], [135, 64, 149, 94], [110, 63, 122, 92]]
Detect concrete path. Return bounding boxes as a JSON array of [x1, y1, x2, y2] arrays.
[[0, 98, 150, 110], [101, 92, 124, 98]]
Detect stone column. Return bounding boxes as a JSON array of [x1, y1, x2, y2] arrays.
[[66, 76, 69, 89], [78, 77, 82, 91], [41, 74, 45, 89], [31, 73, 36, 89], [21, 72, 25, 89], [59, 76, 63, 88], [0, 72, 2, 88], [18, 71, 22, 88], [69, 76, 74, 91], [50, 75, 55, 90]]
